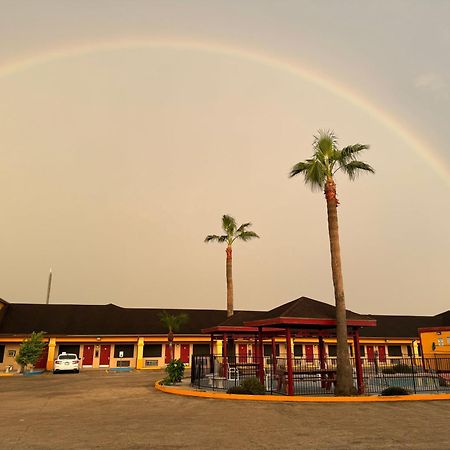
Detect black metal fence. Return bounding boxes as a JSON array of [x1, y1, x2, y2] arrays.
[[190, 354, 450, 396]]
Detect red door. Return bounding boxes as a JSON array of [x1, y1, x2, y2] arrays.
[[99, 345, 111, 366], [367, 345, 374, 362], [83, 345, 94, 366], [238, 344, 247, 363], [378, 346, 387, 362], [165, 344, 172, 364], [305, 345, 314, 363], [180, 344, 190, 364], [34, 346, 48, 369]]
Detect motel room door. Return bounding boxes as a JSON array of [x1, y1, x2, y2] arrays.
[[238, 344, 247, 363], [378, 346, 387, 362], [305, 345, 314, 363], [367, 345, 374, 362], [180, 344, 190, 364], [34, 346, 49, 369], [99, 345, 111, 366], [83, 345, 94, 366], [165, 344, 172, 364]]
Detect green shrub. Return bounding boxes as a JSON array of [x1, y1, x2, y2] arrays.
[[227, 386, 252, 395], [392, 364, 414, 374], [381, 386, 411, 396], [240, 377, 265, 395], [16, 331, 47, 373], [382, 367, 396, 374], [165, 359, 185, 383]]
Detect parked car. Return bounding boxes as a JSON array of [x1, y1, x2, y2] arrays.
[[53, 353, 80, 373]]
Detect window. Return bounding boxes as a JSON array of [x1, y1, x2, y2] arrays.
[[348, 345, 353, 357], [359, 345, 365, 357], [447, 337, 450, 345], [193, 344, 210, 356], [293, 344, 303, 357], [59, 354, 77, 360], [328, 345, 337, 357], [58, 345, 80, 357], [388, 345, 402, 357], [407, 345, 413, 357], [0, 344, 4, 363], [437, 338, 444, 347], [264, 344, 280, 357], [143, 344, 162, 358], [114, 344, 134, 358]]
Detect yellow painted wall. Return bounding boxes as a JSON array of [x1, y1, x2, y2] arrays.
[[420, 329, 450, 357]]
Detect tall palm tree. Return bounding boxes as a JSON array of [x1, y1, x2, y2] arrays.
[[160, 311, 189, 362], [205, 215, 259, 317], [289, 130, 374, 396]]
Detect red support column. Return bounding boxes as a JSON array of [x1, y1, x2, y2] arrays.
[[353, 329, 364, 394], [258, 328, 264, 385], [286, 328, 294, 396], [271, 337, 278, 372], [210, 334, 214, 374], [223, 333, 228, 378], [254, 334, 258, 363]]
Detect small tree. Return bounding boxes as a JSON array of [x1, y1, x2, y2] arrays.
[[159, 312, 189, 362], [16, 331, 47, 373]]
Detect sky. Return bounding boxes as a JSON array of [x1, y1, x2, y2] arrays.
[[0, 1, 449, 315]]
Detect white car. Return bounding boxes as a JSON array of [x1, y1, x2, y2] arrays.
[[53, 353, 80, 373]]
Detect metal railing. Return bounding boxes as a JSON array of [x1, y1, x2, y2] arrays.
[[190, 354, 450, 396]]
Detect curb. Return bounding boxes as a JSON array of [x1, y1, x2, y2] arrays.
[[154, 380, 450, 403]]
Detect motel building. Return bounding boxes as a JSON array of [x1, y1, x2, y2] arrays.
[[0, 296, 449, 374]]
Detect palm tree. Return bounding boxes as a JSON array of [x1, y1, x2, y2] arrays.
[[289, 130, 374, 396], [205, 215, 259, 317], [160, 311, 189, 362]]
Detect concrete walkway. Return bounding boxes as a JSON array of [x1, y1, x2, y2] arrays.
[[1, 370, 449, 449]]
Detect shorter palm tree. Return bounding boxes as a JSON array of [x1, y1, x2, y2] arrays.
[[160, 312, 189, 362], [205, 215, 259, 317]]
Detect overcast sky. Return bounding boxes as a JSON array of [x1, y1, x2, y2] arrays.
[[0, 1, 449, 315]]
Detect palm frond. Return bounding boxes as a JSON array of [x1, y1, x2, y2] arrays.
[[235, 230, 260, 242], [222, 215, 237, 234], [236, 222, 252, 233], [159, 311, 189, 332], [340, 144, 370, 161], [204, 234, 221, 243], [304, 158, 327, 190], [314, 130, 338, 158], [289, 161, 312, 178], [340, 160, 375, 180]]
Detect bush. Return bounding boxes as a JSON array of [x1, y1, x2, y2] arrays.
[[165, 359, 184, 384], [382, 367, 396, 374], [16, 331, 47, 373], [240, 377, 265, 395], [227, 386, 252, 395], [392, 363, 414, 374], [381, 386, 411, 396]]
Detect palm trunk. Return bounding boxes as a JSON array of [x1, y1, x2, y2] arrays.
[[168, 330, 174, 362], [325, 176, 355, 396], [226, 246, 234, 317]]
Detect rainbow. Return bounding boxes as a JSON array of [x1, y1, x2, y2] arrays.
[[1, 37, 448, 187]]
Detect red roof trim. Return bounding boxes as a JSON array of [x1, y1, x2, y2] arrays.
[[244, 317, 377, 327], [202, 326, 258, 334]]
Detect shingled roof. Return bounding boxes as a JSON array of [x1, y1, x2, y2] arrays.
[[0, 302, 227, 336], [360, 312, 450, 339], [256, 297, 372, 322], [0, 298, 448, 339]]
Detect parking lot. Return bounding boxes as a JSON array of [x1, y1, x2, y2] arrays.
[[1, 370, 450, 449]]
